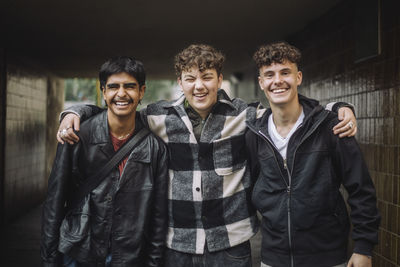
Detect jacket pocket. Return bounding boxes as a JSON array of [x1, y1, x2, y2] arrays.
[[213, 135, 246, 176], [60, 196, 91, 242]]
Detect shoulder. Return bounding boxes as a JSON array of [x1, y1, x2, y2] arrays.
[[143, 129, 168, 156], [78, 110, 107, 140], [145, 98, 178, 115], [319, 110, 340, 131]]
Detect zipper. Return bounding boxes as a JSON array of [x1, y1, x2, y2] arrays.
[[284, 158, 294, 267], [284, 113, 329, 267]]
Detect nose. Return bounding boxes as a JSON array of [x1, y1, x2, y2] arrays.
[[273, 74, 283, 85], [194, 78, 204, 90], [117, 86, 127, 96]]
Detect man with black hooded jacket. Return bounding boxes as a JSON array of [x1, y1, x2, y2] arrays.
[[245, 42, 380, 267]]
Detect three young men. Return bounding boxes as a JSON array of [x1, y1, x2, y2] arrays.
[[246, 42, 380, 267], [41, 57, 168, 266], [56, 44, 357, 267]]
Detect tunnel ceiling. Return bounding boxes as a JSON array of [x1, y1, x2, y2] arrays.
[[1, 0, 342, 79]]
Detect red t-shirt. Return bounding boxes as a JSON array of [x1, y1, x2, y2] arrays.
[[110, 134, 130, 175]]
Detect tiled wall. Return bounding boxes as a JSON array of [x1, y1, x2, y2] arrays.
[[3, 60, 63, 223], [290, 0, 400, 266], [0, 49, 5, 225]]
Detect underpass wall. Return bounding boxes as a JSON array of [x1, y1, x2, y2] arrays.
[[289, 0, 400, 266], [3, 57, 63, 223]]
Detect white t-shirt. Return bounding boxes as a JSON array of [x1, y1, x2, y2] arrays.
[[268, 110, 305, 159]]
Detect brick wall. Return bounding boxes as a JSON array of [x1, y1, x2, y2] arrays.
[[289, 0, 400, 266], [3, 58, 63, 223]]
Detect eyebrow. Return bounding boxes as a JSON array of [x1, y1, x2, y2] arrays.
[[262, 68, 291, 74], [106, 82, 137, 87]]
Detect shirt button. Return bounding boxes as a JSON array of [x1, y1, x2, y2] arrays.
[[196, 187, 200, 192], [106, 195, 112, 202]]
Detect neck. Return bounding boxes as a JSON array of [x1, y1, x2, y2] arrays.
[[270, 99, 302, 128], [107, 111, 136, 139]]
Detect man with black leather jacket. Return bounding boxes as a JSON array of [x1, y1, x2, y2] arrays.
[[41, 57, 168, 267], [245, 42, 380, 267]]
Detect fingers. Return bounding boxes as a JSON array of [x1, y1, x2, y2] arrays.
[[338, 127, 356, 138], [56, 131, 65, 144], [65, 127, 80, 144], [337, 107, 345, 121], [333, 107, 357, 138], [73, 115, 80, 132], [57, 113, 81, 144], [333, 121, 357, 137], [333, 117, 349, 130]]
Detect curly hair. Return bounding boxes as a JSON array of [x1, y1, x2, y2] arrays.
[[174, 44, 225, 77], [253, 41, 301, 70]]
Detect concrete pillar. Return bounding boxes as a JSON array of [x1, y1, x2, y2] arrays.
[[46, 78, 64, 182]]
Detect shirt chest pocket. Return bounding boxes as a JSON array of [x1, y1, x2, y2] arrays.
[[212, 134, 247, 176]]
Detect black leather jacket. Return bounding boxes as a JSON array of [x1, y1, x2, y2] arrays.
[[41, 111, 168, 267], [245, 95, 380, 267]]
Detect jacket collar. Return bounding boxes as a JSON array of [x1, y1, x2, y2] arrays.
[[90, 111, 110, 144], [89, 110, 143, 159], [247, 94, 326, 133]]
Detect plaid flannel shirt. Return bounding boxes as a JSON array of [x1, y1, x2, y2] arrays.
[[141, 89, 260, 254]]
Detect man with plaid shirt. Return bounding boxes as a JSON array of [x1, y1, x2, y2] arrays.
[[57, 44, 357, 267]]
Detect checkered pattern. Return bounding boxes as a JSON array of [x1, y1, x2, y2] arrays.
[[142, 90, 260, 254]]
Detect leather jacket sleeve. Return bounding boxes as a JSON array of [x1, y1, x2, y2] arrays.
[[332, 122, 380, 256], [145, 140, 168, 267], [40, 143, 77, 266]]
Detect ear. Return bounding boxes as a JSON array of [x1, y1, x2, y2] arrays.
[[258, 76, 264, 91], [102, 87, 106, 100], [297, 71, 303, 86], [218, 73, 223, 88], [177, 77, 183, 89], [139, 85, 146, 100]]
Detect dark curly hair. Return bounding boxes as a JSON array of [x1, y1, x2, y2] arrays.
[[253, 41, 301, 70], [174, 44, 225, 77]]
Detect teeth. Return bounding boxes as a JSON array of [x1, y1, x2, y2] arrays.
[[115, 102, 129, 106], [272, 89, 286, 93]]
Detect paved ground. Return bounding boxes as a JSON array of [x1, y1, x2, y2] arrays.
[[0, 205, 262, 266]]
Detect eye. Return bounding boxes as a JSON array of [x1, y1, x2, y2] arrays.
[[106, 84, 119, 90], [124, 83, 137, 89]]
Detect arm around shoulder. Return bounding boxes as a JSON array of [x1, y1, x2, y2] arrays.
[[60, 104, 104, 122]]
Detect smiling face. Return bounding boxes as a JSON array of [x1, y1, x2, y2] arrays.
[[178, 67, 222, 119], [258, 60, 302, 108], [103, 72, 145, 120]]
